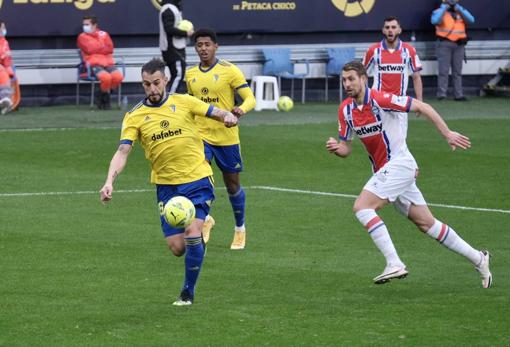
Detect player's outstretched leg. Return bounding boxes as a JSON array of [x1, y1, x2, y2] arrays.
[[229, 187, 246, 250], [425, 219, 492, 288], [173, 236, 205, 306], [355, 209, 408, 284]]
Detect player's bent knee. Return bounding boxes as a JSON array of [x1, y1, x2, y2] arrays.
[[168, 244, 185, 257]]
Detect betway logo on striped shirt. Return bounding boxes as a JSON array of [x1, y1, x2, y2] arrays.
[[354, 122, 382, 138], [377, 64, 405, 73]]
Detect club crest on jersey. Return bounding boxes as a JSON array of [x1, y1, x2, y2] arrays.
[[160, 120, 169, 129], [169, 104, 176, 112], [391, 95, 408, 107], [201, 87, 209, 95]]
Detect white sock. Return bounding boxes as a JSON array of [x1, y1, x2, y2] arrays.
[[355, 209, 404, 267], [235, 224, 245, 233], [426, 219, 482, 265]]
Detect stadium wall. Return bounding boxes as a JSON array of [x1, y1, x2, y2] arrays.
[[3, 0, 510, 105]]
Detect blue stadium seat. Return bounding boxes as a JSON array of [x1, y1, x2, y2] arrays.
[[262, 48, 309, 104], [75, 51, 125, 108], [325, 47, 356, 102]]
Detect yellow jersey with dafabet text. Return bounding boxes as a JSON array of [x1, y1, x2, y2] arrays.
[[120, 94, 214, 185], [186, 59, 254, 146]]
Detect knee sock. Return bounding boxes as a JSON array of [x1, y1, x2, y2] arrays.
[[183, 237, 205, 295], [229, 187, 246, 228], [426, 219, 482, 266], [356, 209, 404, 267]]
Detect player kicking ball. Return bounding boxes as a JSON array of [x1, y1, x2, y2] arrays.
[[326, 61, 492, 288]]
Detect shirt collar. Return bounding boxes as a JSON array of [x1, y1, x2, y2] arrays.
[[143, 93, 169, 107], [352, 85, 371, 108], [381, 38, 401, 51], [199, 58, 219, 73]]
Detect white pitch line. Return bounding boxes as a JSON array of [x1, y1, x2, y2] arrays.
[[251, 186, 510, 215], [0, 189, 152, 197], [1, 185, 509, 215]]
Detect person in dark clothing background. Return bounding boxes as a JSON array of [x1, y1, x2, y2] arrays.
[[159, 0, 194, 94]]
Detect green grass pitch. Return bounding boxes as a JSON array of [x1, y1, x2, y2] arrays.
[[0, 97, 509, 346]]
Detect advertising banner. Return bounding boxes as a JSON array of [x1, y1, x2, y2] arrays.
[[1, 0, 508, 37]]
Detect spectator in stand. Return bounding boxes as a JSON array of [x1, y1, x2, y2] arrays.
[[0, 20, 15, 115], [431, 0, 474, 101], [77, 15, 124, 109]]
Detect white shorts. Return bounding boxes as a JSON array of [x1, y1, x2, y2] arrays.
[[363, 152, 427, 216]]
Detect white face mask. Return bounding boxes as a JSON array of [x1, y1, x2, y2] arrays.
[[0, 29, 6, 37], [83, 25, 93, 34]]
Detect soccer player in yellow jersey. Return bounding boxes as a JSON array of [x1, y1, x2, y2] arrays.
[[99, 58, 238, 306], [186, 29, 256, 250]]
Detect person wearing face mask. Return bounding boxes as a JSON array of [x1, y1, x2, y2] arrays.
[[77, 15, 124, 109], [159, 0, 194, 94], [431, 0, 475, 101], [0, 20, 15, 115]]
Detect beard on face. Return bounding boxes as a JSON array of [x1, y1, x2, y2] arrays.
[[148, 91, 164, 104]]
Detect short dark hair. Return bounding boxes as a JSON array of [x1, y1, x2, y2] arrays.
[[342, 60, 367, 78], [83, 15, 98, 25], [141, 58, 166, 75], [383, 16, 401, 26], [193, 28, 217, 43]]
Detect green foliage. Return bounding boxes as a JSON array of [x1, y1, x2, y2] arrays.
[[0, 98, 509, 346]]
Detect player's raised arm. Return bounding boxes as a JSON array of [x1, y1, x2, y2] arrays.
[[99, 143, 133, 204], [232, 85, 256, 118], [409, 99, 471, 151]]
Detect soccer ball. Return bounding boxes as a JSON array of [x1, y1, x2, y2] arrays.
[[277, 96, 294, 112], [164, 196, 196, 228], [177, 19, 194, 32]]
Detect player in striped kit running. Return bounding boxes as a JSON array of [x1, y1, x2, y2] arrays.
[[326, 61, 492, 288]]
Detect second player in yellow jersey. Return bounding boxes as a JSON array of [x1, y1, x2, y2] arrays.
[[186, 29, 256, 250]]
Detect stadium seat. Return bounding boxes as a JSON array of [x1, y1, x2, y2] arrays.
[[262, 48, 309, 104], [324, 47, 356, 102], [250, 75, 280, 111], [75, 52, 125, 108]]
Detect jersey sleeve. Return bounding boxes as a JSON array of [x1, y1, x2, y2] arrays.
[[338, 103, 353, 141], [374, 92, 412, 113], [120, 113, 139, 145], [407, 46, 423, 73], [187, 94, 214, 118], [230, 64, 249, 90], [185, 70, 193, 95], [362, 46, 375, 71]]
